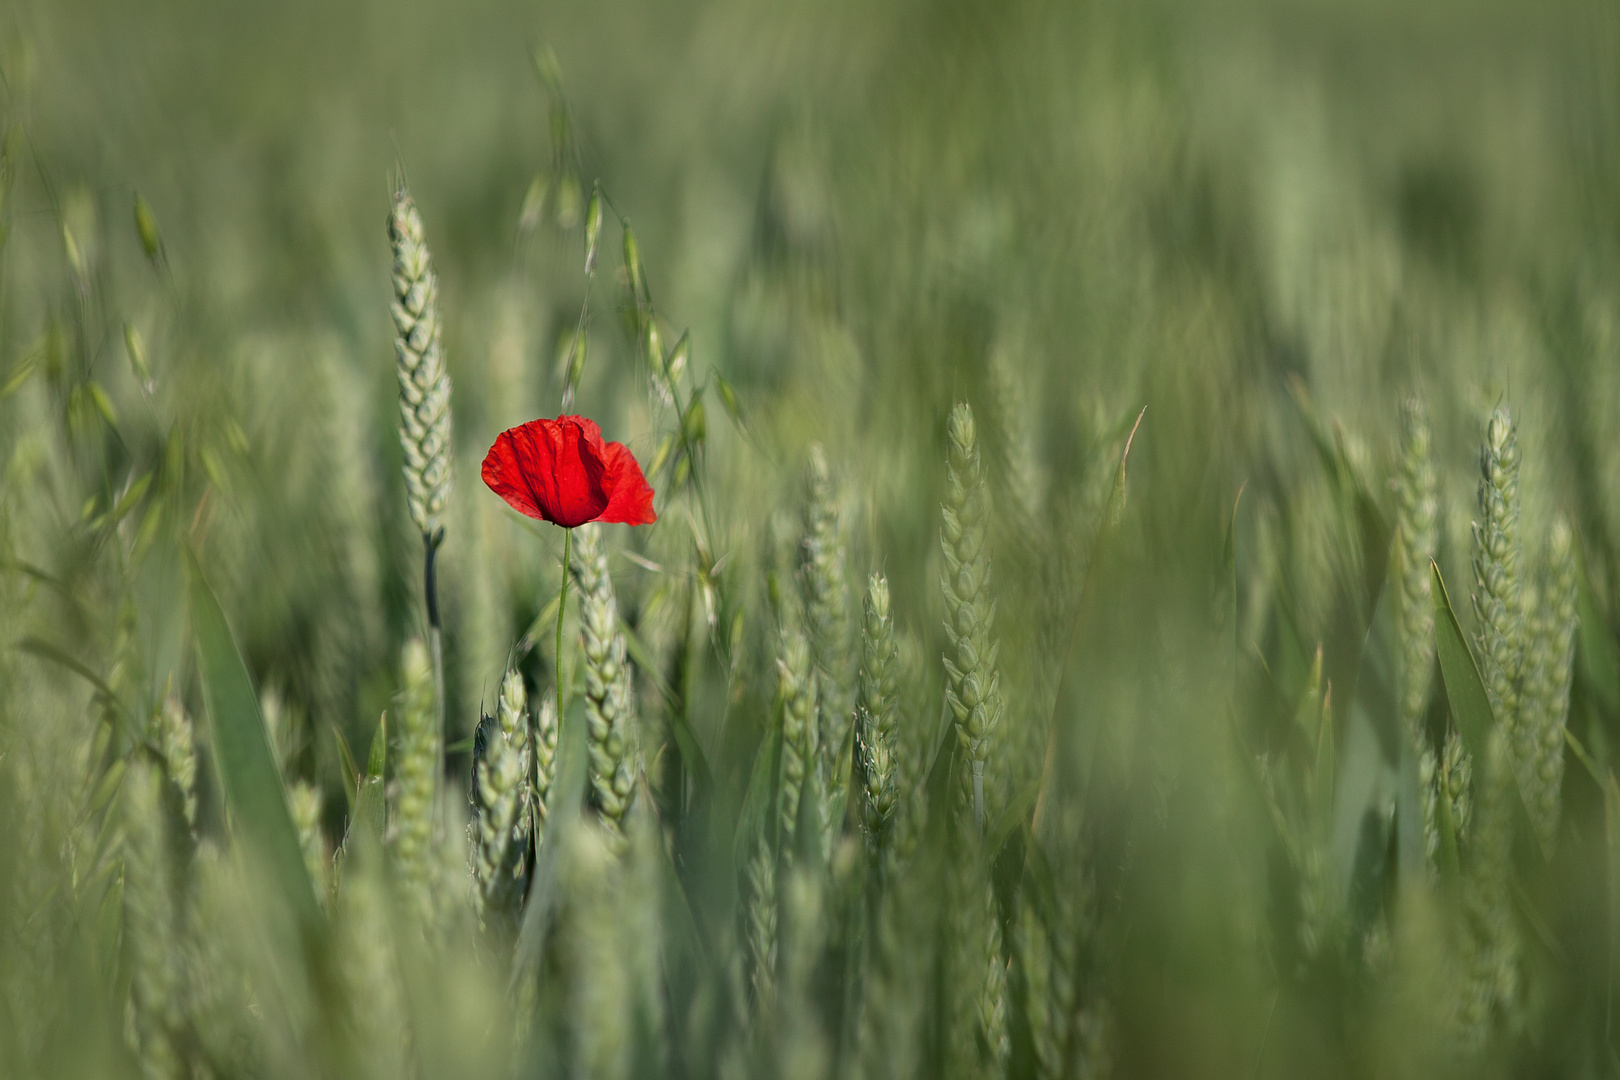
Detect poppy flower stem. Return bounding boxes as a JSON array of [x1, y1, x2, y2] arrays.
[[555, 528, 572, 725]]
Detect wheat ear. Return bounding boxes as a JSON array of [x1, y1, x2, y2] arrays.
[[942, 403, 1003, 831], [392, 637, 439, 918], [799, 444, 854, 809], [571, 522, 640, 844], [776, 628, 819, 851], [857, 573, 900, 855], [1518, 518, 1577, 854], [470, 669, 534, 923]]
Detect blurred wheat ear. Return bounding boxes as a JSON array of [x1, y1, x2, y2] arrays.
[[941, 403, 1003, 832], [392, 636, 439, 921], [470, 668, 535, 926], [857, 572, 900, 858], [799, 443, 854, 820]]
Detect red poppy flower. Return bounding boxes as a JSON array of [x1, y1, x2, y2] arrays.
[[481, 415, 657, 528]]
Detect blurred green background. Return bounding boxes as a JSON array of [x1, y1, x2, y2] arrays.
[[5, 0, 1620, 1076]]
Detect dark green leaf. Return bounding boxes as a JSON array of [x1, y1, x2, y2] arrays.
[[734, 721, 781, 867], [188, 550, 321, 932], [331, 723, 359, 812], [1429, 560, 1494, 759], [986, 777, 1040, 861], [1578, 576, 1620, 717], [351, 713, 388, 845]]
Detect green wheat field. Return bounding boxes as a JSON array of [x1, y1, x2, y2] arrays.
[[3, 0, 1620, 1077]]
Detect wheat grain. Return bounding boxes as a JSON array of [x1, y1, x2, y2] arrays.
[[1013, 891, 1056, 1079], [389, 187, 454, 542], [1455, 730, 1520, 1052], [942, 403, 1004, 831], [856, 573, 900, 854], [155, 695, 196, 833], [333, 859, 412, 1080], [571, 522, 640, 844], [776, 629, 819, 851], [1471, 407, 1523, 727], [288, 780, 327, 903], [469, 669, 533, 922], [1393, 398, 1438, 746], [1518, 517, 1577, 854], [533, 692, 560, 847], [745, 834, 778, 1012], [1421, 729, 1473, 865], [799, 444, 854, 810], [949, 849, 1010, 1080], [391, 637, 439, 917], [122, 761, 183, 1080], [561, 823, 633, 1080], [777, 865, 831, 1080]]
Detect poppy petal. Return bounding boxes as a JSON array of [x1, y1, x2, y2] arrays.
[[481, 428, 543, 518], [565, 414, 608, 455], [597, 439, 658, 525], [481, 417, 611, 527]]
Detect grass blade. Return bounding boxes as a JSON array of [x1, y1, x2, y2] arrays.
[[351, 713, 388, 844], [188, 550, 322, 932], [331, 722, 360, 812], [1429, 560, 1494, 759], [1033, 406, 1144, 836], [733, 721, 780, 867], [1579, 577, 1620, 718]]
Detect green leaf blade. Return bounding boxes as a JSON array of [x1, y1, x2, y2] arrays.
[[188, 551, 322, 933], [1429, 560, 1495, 760]]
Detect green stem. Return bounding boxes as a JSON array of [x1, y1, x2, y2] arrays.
[[424, 527, 445, 830], [556, 528, 572, 725]]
